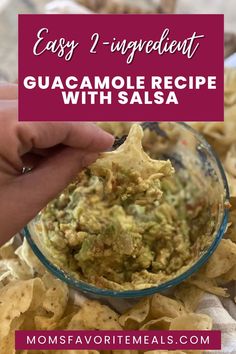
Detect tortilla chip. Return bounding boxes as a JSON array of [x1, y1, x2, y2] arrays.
[[0, 260, 13, 283], [225, 68, 236, 105], [21, 352, 45, 354], [35, 273, 69, 330], [224, 143, 236, 177], [192, 119, 236, 158], [217, 264, 236, 283], [97, 122, 132, 137], [54, 351, 100, 354], [142, 123, 179, 156], [187, 275, 229, 297], [225, 205, 236, 242], [119, 298, 150, 329], [91, 124, 174, 179], [0, 330, 15, 354], [140, 316, 172, 330], [170, 313, 212, 330], [19, 351, 40, 354], [174, 284, 204, 312], [0, 237, 17, 260], [144, 351, 186, 354], [150, 293, 187, 319], [203, 239, 236, 278], [0, 278, 44, 339], [68, 300, 122, 330], [112, 351, 138, 354], [228, 174, 236, 198]]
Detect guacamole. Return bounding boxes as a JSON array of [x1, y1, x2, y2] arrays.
[[37, 124, 216, 290]]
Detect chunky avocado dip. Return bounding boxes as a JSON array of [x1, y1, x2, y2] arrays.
[[37, 124, 216, 291]]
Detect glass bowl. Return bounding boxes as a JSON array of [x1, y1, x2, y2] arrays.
[[23, 122, 230, 298]]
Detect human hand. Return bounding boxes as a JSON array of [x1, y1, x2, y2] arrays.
[[0, 84, 114, 244]]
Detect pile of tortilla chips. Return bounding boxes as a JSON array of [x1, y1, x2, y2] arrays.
[[0, 238, 212, 354], [0, 69, 236, 354]]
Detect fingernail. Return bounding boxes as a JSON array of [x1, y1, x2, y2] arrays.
[[97, 128, 115, 147], [103, 131, 115, 144]]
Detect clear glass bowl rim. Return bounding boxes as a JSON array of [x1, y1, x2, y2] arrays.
[[23, 122, 230, 298]]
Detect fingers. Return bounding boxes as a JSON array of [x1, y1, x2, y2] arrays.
[[21, 147, 98, 199], [0, 100, 114, 155], [21, 152, 43, 169], [0, 147, 99, 243], [0, 83, 18, 99], [0, 94, 114, 171], [0, 85, 114, 156], [0, 84, 115, 242], [16, 121, 114, 155], [0, 85, 114, 157]]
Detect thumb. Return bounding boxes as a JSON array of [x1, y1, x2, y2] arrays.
[[0, 147, 98, 242]]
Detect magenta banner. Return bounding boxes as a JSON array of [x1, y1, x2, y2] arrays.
[[18, 14, 224, 122], [15, 330, 221, 351]]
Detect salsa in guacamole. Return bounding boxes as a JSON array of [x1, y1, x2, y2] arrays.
[[37, 125, 216, 290]]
